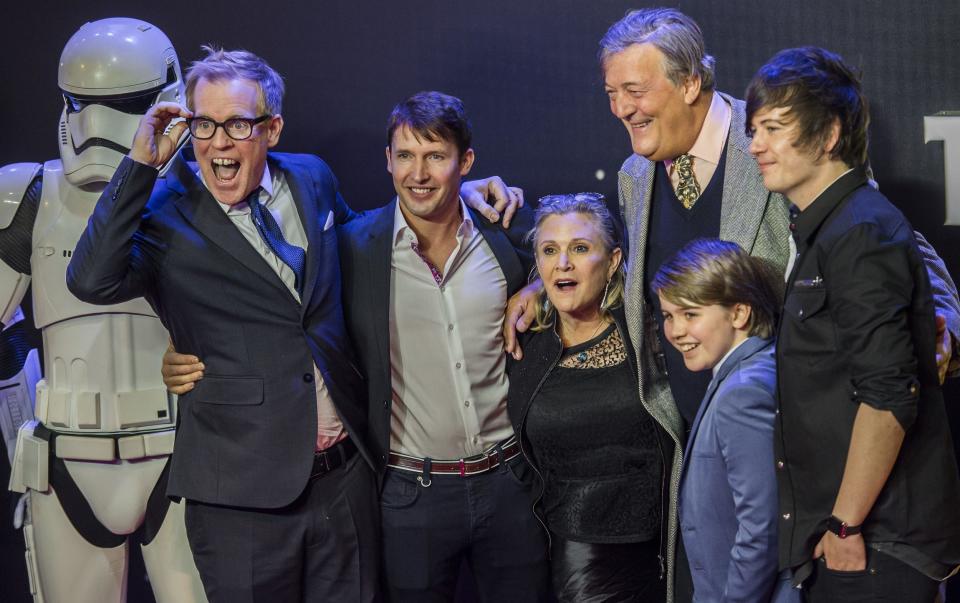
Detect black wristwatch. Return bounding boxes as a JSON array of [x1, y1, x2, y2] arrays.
[[826, 515, 862, 539]]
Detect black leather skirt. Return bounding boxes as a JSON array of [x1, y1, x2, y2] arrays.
[[550, 536, 665, 602]]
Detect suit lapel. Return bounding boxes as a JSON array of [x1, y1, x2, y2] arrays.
[[470, 207, 524, 292], [719, 94, 769, 252], [683, 372, 721, 466], [168, 152, 292, 299], [366, 202, 397, 390], [681, 336, 770, 463], [683, 337, 770, 458], [620, 159, 656, 375], [273, 155, 322, 310]]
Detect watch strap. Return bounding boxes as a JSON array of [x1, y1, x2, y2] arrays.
[[826, 515, 862, 538]]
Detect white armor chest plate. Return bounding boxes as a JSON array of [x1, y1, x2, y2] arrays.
[[31, 161, 174, 434]]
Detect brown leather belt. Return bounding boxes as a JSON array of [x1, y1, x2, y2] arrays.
[[387, 439, 521, 477], [311, 438, 357, 480]]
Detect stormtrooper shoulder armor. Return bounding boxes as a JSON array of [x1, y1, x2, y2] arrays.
[[0, 163, 41, 325]]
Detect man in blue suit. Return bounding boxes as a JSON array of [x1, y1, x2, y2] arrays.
[[655, 238, 798, 603], [67, 48, 378, 602]]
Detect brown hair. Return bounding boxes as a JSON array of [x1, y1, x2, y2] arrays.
[[745, 46, 869, 169], [652, 238, 779, 338], [386, 91, 472, 158]]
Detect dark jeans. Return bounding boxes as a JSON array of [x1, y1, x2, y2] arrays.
[[380, 455, 550, 602], [550, 536, 664, 603], [185, 453, 379, 603], [804, 549, 939, 603]]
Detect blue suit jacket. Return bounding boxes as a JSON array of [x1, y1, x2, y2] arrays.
[[67, 151, 371, 509], [679, 337, 797, 603]]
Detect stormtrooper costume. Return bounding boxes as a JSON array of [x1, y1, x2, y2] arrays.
[[4, 17, 205, 603], [0, 307, 39, 469]]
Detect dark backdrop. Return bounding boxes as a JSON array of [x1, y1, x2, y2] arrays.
[[1, 1, 958, 601]]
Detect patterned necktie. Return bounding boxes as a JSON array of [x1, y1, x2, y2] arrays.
[[247, 189, 307, 296], [674, 153, 701, 209]]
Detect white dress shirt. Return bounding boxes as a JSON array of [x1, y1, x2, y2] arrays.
[[388, 199, 514, 459], [665, 91, 733, 194]]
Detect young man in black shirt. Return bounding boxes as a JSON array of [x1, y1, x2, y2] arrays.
[[746, 46, 960, 601]]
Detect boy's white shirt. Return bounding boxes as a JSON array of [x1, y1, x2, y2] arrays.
[[711, 337, 751, 379]]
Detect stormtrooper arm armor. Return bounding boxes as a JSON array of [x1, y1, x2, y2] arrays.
[[1, 337, 41, 469], [0, 163, 43, 471], [0, 164, 43, 474], [0, 163, 42, 326]]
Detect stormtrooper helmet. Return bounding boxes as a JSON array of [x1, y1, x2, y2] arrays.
[[58, 17, 183, 185]]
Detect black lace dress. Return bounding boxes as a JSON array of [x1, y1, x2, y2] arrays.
[[524, 323, 666, 602]]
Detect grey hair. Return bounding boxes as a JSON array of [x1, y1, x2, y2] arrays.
[[599, 7, 716, 91], [185, 46, 285, 115]]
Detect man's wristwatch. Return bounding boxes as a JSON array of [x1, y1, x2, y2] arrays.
[[826, 515, 862, 539]]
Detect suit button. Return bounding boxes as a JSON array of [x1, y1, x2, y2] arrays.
[[303, 373, 314, 383], [777, 460, 785, 470], [798, 309, 804, 317], [782, 513, 791, 520], [383, 400, 389, 410]]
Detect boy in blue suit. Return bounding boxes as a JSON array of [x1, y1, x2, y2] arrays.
[[654, 238, 797, 603]]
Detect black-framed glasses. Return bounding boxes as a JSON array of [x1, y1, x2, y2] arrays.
[[187, 115, 271, 140]]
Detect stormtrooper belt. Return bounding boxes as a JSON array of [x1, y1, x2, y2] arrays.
[[48, 427, 175, 462]]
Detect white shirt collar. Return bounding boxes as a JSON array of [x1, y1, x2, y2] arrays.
[[392, 197, 474, 246], [196, 164, 274, 215], [665, 92, 731, 170], [712, 337, 749, 378]]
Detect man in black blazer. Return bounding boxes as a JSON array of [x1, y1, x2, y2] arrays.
[[337, 92, 550, 601], [67, 48, 378, 602]]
